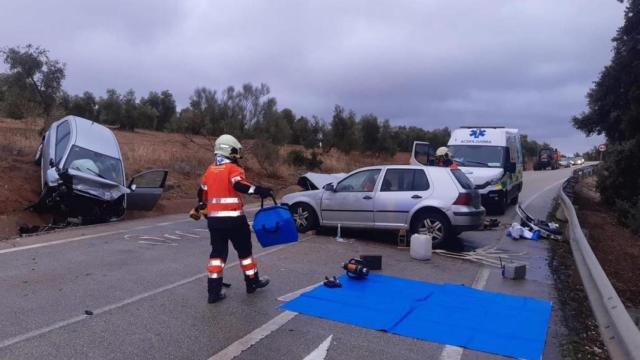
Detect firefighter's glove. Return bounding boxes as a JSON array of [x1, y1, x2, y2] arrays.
[[189, 203, 206, 221], [189, 208, 202, 221], [254, 186, 274, 199]]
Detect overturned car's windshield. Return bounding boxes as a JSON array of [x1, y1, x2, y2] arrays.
[[448, 145, 504, 168], [64, 145, 124, 185]]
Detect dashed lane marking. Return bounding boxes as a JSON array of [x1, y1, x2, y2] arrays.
[[208, 311, 298, 360], [277, 282, 321, 302], [303, 334, 333, 360]]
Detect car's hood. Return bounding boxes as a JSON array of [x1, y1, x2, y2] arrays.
[[297, 172, 346, 190], [457, 166, 504, 185], [66, 169, 127, 201]]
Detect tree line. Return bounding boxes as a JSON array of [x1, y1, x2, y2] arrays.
[[572, 0, 640, 234], [1, 44, 551, 161]]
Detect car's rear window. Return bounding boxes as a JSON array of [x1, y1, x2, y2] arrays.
[[451, 169, 473, 190]]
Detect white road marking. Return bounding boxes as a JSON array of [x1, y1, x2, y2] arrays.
[[439, 345, 464, 360], [277, 282, 321, 302], [0, 204, 265, 255], [472, 267, 491, 290], [208, 278, 323, 360], [175, 231, 200, 238], [0, 219, 190, 255], [137, 240, 178, 246], [438, 267, 491, 359], [208, 311, 298, 360], [163, 234, 181, 239], [303, 334, 333, 360], [0, 245, 288, 349]]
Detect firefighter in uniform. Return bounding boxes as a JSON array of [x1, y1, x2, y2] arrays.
[[435, 146, 458, 168], [197, 134, 273, 303]]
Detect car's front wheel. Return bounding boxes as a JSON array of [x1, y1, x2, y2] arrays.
[[290, 203, 318, 233], [411, 211, 452, 248]]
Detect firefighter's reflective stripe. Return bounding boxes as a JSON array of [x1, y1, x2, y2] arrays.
[[240, 256, 257, 277], [207, 258, 225, 278], [208, 210, 244, 217], [231, 176, 243, 184], [209, 197, 241, 204]]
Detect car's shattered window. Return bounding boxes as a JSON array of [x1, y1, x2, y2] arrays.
[[64, 145, 124, 185]]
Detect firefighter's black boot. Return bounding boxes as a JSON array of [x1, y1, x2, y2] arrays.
[[245, 272, 270, 294], [207, 278, 226, 303]]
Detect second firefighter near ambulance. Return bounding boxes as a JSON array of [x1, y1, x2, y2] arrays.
[[193, 134, 274, 304]]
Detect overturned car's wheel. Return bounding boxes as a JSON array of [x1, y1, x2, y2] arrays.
[[411, 211, 452, 248], [290, 203, 318, 233], [34, 142, 43, 165]]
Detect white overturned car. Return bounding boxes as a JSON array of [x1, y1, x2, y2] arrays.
[[282, 165, 485, 247]]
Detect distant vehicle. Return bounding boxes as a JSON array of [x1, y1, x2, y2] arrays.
[[411, 127, 524, 215], [559, 156, 571, 168], [34, 116, 168, 224], [534, 147, 560, 171], [573, 156, 585, 165], [282, 165, 485, 248]]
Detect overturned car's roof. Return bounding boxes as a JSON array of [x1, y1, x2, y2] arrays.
[[68, 116, 121, 159]]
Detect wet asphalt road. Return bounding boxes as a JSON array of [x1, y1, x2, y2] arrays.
[[0, 167, 578, 360]]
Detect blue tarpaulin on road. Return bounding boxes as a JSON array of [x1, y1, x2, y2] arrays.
[[282, 274, 552, 360]]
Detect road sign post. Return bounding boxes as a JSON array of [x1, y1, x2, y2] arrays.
[[598, 144, 607, 161]]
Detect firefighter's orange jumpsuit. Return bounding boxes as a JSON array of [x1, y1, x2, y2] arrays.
[[199, 156, 271, 301]]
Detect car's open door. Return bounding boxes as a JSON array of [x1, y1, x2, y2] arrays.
[[126, 169, 169, 211], [410, 141, 432, 166]]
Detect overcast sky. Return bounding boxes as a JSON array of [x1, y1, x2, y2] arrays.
[[0, 0, 625, 154]]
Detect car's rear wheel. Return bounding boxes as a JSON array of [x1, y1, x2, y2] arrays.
[[411, 211, 452, 248], [290, 203, 318, 233]]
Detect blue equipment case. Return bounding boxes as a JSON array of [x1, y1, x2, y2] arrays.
[[252, 196, 299, 248]]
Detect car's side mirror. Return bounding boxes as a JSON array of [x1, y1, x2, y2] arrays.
[[129, 184, 137, 192], [506, 162, 516, 173], [323, 183, 335, 192]]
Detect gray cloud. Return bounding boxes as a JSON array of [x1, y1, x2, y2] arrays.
[[0, 0, 622, 154]]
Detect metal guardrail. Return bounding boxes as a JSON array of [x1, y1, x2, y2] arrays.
[[559, 164, 640, 359]]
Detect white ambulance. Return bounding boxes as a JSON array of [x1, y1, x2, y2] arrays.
[[411, 127, 523, 214]]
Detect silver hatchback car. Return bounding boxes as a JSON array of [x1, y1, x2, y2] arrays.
[[281, 165, 485, 247], [34, 116, 168, 223]]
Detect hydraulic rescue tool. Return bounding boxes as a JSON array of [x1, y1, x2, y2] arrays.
[[343, 258, 369, 279]]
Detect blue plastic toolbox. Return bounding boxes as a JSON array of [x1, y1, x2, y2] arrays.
[[252, 197, 299, 247]]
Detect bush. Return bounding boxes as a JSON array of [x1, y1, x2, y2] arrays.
[[615, 199, 640, 235], [287, 150, 306, 167], [286, 149, 323, 170], [253, 140, 282, 178]]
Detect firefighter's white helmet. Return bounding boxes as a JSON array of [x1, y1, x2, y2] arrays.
[[436, 146, 449, 156], [214, 134, 243, 159]]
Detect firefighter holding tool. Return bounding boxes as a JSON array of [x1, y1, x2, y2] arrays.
[[195, 134, 273, 304]]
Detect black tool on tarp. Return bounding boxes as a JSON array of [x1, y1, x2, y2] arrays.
[[343, 258, 369, 279], [323, 276, 342, 288], [360, 255, 382, 270]]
